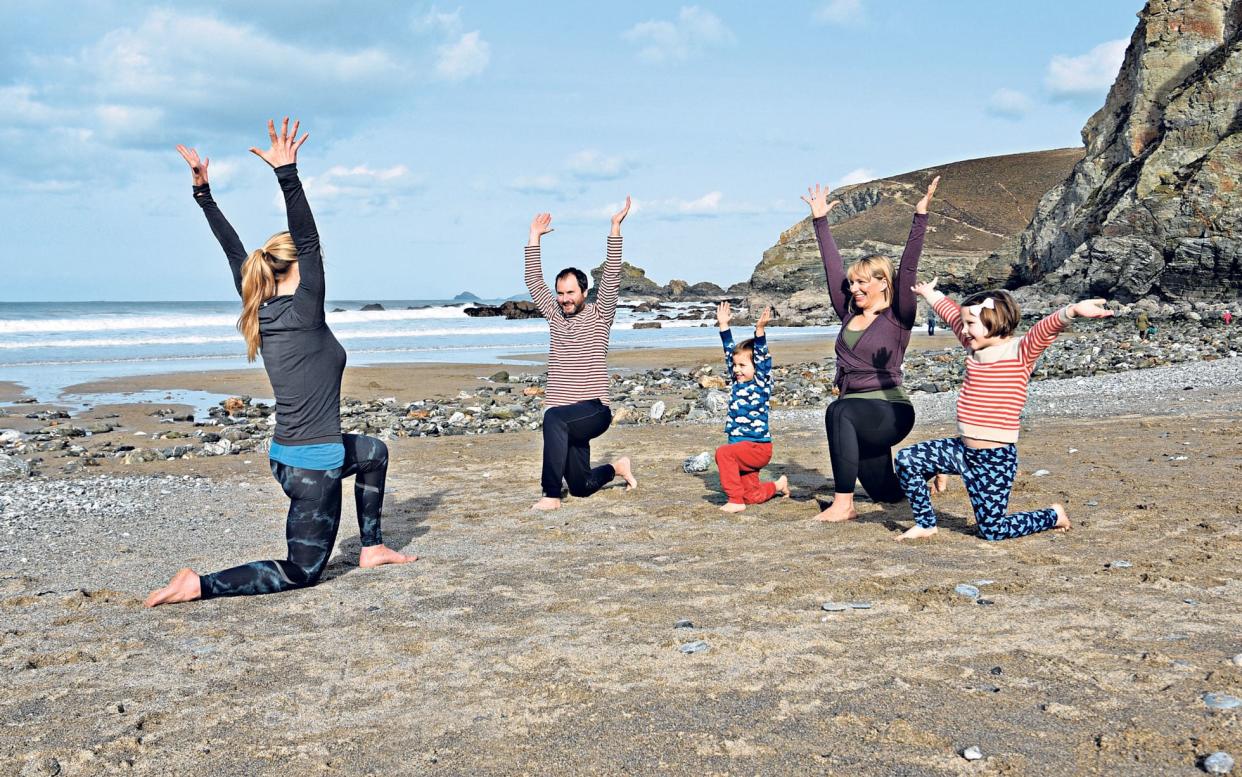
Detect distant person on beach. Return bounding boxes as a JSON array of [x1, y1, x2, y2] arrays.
[[524, 204, 638, 510], [1136, 310, 1150, 340], [803, 176, 943, 523], [927, 311, 936, 337], [713, 301, 791, 512], [146, 119, 415, 607], [893, 283, 1113, 541]]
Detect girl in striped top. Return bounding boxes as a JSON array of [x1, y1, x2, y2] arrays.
[[892, 281, 1113, 541]]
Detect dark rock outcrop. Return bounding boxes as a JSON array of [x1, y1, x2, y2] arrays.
[[463, 301, 542, 319], [1018, 0, 1242, 302]]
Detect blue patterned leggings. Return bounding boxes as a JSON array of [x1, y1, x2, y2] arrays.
[[894, 437, 1058, 541], [199, 434, 388, 598]]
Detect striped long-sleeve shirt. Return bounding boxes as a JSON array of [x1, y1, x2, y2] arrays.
[[524, 237, 622, 407], [930, 292, 1070, 443]]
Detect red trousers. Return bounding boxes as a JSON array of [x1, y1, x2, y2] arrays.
[[715, 441, 777, 505]]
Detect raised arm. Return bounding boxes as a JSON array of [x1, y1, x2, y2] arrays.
[[524, 213, 560, 321], [1018, 299, 1111, 367], [595, 196, 630, 327], [802, 184, 850, 320], [179, 145, 247, 296], [753, 305, 773, 381], [914, 279, 969, 349], [250, 118, 323, 318], [717, 301, 736, 382], [892, 176, 939, 327]]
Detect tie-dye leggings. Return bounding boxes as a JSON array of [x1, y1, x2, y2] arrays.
[[199, 434, 388, 598], [894, 437, 1058, 541]]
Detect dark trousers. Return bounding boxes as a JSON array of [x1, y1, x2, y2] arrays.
[[199, 434, 388, 599], [825, 398, 915, 502], [541, 399, 615, 498]]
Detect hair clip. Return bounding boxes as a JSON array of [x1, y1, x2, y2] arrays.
[[967, 297, 995, 317]]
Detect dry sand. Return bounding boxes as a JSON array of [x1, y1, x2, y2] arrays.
[[2, 357, 1241, 775]]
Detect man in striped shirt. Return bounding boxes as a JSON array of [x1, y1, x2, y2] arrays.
[[525, 199, 639, 511]]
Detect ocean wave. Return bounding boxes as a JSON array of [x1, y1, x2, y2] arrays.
[[0, 305, 473, 334]]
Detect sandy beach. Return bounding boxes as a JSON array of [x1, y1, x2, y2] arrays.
[[2, 352, 1241, 775]]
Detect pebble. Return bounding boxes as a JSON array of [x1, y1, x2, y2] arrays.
[[1203, 692, 1242, 711], [1204, 752, 1234, 774], [847, 602, 872, 610], [1086, 499, 1099, 507], [820, 602, 848, 612], [962, 746, 983, 761], [955, 584, 980, 598], [678, 640, 709, 654], [1109, 560, 1133, 568], [1232, 654, 1242, 667], [976, 599, 994, 606], [674, 619, 693, 629], [682, 452, 712, 473], [649, 401, 666, 420], [1032, 469, 1051, 477], [973, 579, 995, 586]]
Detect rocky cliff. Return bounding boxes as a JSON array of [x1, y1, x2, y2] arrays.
[[1019, 0, 1242, 302], [745, 149, 1083, 322]]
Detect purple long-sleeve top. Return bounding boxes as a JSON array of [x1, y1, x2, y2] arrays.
[[813, 212, 928, 394]]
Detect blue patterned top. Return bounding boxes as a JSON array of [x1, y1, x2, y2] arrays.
[[721, 330, 772, 443]]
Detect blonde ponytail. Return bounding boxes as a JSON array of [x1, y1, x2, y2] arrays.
[[237, 232, 297, 361]]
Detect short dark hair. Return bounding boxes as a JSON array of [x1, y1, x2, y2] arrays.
[[734, 337, 756, 360], [555, 267, 589, 293], [960, 289, 1021, 338]]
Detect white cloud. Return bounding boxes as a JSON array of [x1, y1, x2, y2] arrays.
[[987, 88, 1034, 119], [435, 30, 490, 81], [814, 0, 864, 25], [838, 168, 875, 187], [289, 163, 424, 212], [573, 191, 794, 222], [566, 149, 631, 181], [623, 6, 734, 64], [508, 175, 563, 195], [1046, 39, 1127, 98], [415, 7, 462, 34]]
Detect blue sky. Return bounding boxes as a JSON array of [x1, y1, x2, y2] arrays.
[[1, 1, 1142, 301]]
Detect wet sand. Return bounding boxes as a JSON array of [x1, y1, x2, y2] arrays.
[[2, 366, 1240, 774]]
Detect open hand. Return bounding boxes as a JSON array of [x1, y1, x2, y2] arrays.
[[1069, 298, 1113, 319], [716, 300, 731, 330], [800, 184, 841, 220], [530, 212, 553, 239], [249, 117, 309, 169], [610, 196, 632, 236], [755, 306, 773, 335], [910, 277, 938, 297], [176, 144, 209, 186], [916, 175, 940, 215]]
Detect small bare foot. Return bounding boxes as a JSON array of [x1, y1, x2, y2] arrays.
[[1052, 503, 1071, 533], [359, 544, 419, 568], [929, 474, 949, 494], [144, 568, 202, 608], [895, 525, 938, 542], [720, 502, 746, 513], [813, 497, 858, 523], [613, 456, 638, 491], [532, 497, 562, 511], [775, 475, 791, 499]]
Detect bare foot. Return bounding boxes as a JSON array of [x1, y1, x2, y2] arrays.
[[720, 502, 746, 513], [929, 474, 949, 494], [359, 544, 419, 568], [895, 525, 938, 542], [1052, 503, 1071, 533], [613, 456, 638, 490], [813, 495, 858, 523], [532, 497, 562, 511], [775, 475, 791, 499], [144, 568, 202, 608]]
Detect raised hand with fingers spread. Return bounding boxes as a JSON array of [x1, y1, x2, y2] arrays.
[[249, 117, 309, 169], [716, 300, 732, 331], [176, 145, 209, 186], [528, 213, 553, 247], [610, 196, 631, 237], [755, 306, 773, 337], [915, 175, 940, 215], [800, 183, 841, 220]]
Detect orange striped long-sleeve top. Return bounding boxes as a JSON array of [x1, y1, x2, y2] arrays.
[[930, 293, 1070, 443], [524, 237, 622, 407]]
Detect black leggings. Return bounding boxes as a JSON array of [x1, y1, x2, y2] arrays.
[[541, 399, 615, 499], [825, 398, 915, 502], [199, 434, 389, 599]]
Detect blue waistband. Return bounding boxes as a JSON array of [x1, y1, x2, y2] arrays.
[[269, 441, 345, 470]]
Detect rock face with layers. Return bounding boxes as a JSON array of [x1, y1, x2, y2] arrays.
[[745, 149, 1083, 322], [1020, 0, 1242, 301]]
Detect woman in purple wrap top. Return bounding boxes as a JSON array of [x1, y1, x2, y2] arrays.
[[803, 176, 940, 523]]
